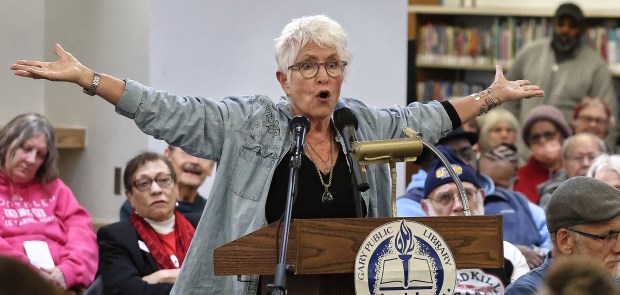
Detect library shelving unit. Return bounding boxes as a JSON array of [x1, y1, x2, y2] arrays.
[[405, 3, 620, 183], [408, 4, 620, 104]]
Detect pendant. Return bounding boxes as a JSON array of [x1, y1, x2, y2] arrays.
[[322, 189, 334, 205]]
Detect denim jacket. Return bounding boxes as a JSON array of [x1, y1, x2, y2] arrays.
[[115, 79, 455, 295]]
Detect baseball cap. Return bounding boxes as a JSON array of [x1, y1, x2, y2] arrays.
[[424, 145, 481, 198], [555, 3, 584, 23]]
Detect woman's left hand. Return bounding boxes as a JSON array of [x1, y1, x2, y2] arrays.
[[142, 269, 180, 284], [489, 65, 544, 103], [40, 267, 67, 289]]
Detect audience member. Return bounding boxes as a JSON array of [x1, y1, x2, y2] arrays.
[[477, 108, 520, 155], [586, 154, 620, 189], [120, 146, 215, 220], [397, 127, 485, 217], [0, 113, 97, 291], [513, 105, 571, 204], [396, 148, 434, 217], [536, 256, 620, 295], [478, 143, 519, 189], [504, 2, 618, 150], [506, 176, 620, 294], [438, 127, 498, 196], [480, 144, 551, 269], [421, 146, 529, 293], [538, 133, 606, 208], [11, 14, 544, 294], [0, 256, 68, 295], [97, 152, 199, 295], [572, 96, 614, 150]]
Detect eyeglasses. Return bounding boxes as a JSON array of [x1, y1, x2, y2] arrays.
[[567, 228, 620, 246], [288, 60, 348, 78], [428, 188, 479, 207], [528, 131, 558, 145], [577, 115, 608, 125], [132, 174, 174, 191], [566, 153, 598, 163]]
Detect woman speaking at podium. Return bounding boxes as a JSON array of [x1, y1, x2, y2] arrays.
[[11, 14, 542, 295]]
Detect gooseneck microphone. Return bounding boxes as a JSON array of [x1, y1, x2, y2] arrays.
[[334, 108, 369, 218], [334, 108, 370, 192], [289, 116, 311, 161]]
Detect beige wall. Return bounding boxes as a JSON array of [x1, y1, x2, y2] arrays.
[[4, 0, 611, 223]]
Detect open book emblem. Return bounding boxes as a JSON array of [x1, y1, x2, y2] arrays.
[[355, 220, 456, 295]]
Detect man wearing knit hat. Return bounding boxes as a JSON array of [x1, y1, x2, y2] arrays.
[[504, 2, 618, 153], [513, 105, 572, 204], [506, 176, 620, 294], [421, 146, 530, 294]]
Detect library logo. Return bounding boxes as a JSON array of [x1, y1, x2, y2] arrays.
[[354, 220, 456, 295]]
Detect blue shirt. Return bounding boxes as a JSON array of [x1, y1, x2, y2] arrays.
[[505, 252, 553, 295], [115, 79, 456, 295]]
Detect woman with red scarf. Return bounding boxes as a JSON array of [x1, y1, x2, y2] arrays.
[[97, 152, 198, 295]]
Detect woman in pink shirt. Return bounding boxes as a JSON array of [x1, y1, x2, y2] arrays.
[[0, 113, 97, 291]]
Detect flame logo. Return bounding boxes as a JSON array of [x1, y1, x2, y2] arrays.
[[395, 220, 415, 255]]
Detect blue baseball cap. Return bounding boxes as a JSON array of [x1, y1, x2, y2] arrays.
[[424, 145, 481, 198]]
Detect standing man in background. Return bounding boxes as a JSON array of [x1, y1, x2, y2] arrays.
[[120, 146, 215, 220], [504, 2, 618, 154]]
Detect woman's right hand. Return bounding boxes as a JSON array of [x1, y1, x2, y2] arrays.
[[11, 44, 93, 88], [142, 269, 181, 284]]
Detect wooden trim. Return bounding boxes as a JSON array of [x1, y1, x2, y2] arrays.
[[0, 125, 86, 149], [55, 127, 86, 149]]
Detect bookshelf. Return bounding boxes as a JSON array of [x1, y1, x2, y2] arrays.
[[405, 4, 620, 184], [409, 4, 620, 103]]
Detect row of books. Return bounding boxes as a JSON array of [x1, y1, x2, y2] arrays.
[[417, 17, 620, 70], [419, 78, 620, 102], [417, 81, 485, 102]]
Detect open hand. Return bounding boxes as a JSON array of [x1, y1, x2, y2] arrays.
[[489, 65, 544, 103], [11, 44, 90, 86]]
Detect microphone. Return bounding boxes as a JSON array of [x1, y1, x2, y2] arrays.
[[289, 116, 311, 159], [333, 108, 370, 192]]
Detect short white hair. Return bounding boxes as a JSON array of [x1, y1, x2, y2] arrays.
[[274, 15, 352, 85]]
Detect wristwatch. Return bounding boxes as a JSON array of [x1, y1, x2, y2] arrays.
[[83, 72, 101, 96]]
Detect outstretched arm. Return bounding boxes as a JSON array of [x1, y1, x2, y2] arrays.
[[448, 65, 544, 124], [11, 44, 125, 105]]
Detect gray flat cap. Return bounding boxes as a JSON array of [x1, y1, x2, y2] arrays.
[[547, 176, 620, 233]]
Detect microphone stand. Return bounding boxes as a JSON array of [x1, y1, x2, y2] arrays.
[[267, 125, 306, 294], [345, 152, 367, 218]]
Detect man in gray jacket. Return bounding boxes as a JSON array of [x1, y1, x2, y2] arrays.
[[504, 2, 618, 153]]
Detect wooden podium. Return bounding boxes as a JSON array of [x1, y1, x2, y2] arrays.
[[214, 216, 503, 295]]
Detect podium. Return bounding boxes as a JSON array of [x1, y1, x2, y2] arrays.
[[214, 216, 503, 295]]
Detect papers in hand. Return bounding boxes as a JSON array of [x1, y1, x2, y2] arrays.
[[23, 240, 55, 269]]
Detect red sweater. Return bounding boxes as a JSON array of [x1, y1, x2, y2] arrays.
[[0, 173, 98, 289], [513, 157, 558, 204]]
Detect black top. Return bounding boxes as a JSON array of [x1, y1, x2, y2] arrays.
[[97, 213, 201, 295], [265, 148, 367, 223]]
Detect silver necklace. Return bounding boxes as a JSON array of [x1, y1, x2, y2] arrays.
[[305, 131, 334, 205]]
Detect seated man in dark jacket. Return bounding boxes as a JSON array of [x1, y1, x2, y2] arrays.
[[480, 144, 551, 269]]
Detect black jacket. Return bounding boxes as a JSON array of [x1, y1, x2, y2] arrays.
[[97, 213, 200, 295]]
